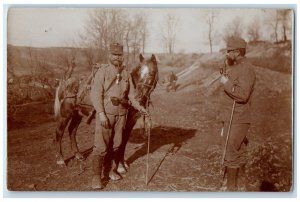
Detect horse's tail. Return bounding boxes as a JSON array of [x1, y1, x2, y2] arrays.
[[54, 81, 62, 120]]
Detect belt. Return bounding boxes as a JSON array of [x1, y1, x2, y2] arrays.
[[110, 96, 130, 108]]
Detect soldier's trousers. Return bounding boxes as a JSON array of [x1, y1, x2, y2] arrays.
[[93, 113, 126, 157], [223, 123, 250, 168]]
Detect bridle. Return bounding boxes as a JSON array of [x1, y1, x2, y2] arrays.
[[135, 63, 158, 106]]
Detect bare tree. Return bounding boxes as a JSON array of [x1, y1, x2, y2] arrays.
[[81, 9, 108, 62], [266, 9, 280, 43], [247, 17, 261, 42], [127, 13, 148, 64], [79, 8, 151, 69], [83, 47, 98, 70], [81, 8, 150, 68], [160, 14, 180, 54], [78, 31, 103, 71], [205, 10, 219, 53], [81, 8, 127, 63], [123, 21, 132, 66], [138, 12, 148, 54], [35, 51, 58, 89], [55, 48, 78, 80], [109, 9, 126, 43], [223, 17, 244, 43], [278, 9, 292, 42]]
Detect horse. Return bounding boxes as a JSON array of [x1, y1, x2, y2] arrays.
[[115, 54, 158, 173], [53, 54, 158, 168]]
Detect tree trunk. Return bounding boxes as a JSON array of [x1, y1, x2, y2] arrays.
[[283, 25, 287, 42]]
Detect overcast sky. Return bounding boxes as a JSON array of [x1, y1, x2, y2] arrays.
[[7, 7, 293, 53]]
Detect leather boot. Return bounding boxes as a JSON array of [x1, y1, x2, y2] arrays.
[[117, 161, 128, 174], [115, 149, 128, 174], [92, 155, 104, 189], [109, 151, 122, 181], [226, 167, 238, 191], [238, 164, 246, 191]]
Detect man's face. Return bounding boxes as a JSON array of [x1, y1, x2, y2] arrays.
[[226, 49, 239, 66], [110, 54, 124, 67]]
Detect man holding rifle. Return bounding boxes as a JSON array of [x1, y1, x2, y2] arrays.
[[220, 37, 256, 191]]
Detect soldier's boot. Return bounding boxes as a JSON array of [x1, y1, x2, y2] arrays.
[[117, 161, 128, 174], [109, 151, 122, 181], [226, 167, 238, 191], [115, 149, 128, 174], [238, 164, 247, 191], [92, 155, 104, 190]]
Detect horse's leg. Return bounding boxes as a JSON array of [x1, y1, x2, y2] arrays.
[[116, 108, 140, 174], [68, 111, 84, 161], [55, 116, 71, 165]]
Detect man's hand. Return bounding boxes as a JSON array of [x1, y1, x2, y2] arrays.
[[99, 112, 110, 129], [139, 107, 149, 116], [220, 75, 229, 84]]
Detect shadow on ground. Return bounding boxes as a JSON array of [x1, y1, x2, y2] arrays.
[[126, 126, 197, 165]]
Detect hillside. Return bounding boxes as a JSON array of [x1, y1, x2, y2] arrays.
[[157, 41, 292, 93]]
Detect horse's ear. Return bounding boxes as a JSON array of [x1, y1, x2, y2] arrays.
[[139, 54, 144, 62], [151, 54, 156, 62]]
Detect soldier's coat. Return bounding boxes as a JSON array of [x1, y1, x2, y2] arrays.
[[220, 57, 256, 123], [90, 63, 145, 156], [220, 57, 256, 168], [90, 64, 144, 116]]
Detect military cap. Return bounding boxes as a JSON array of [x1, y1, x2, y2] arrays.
[[110, 42, 123, 55], [227, 37, 247, 51]]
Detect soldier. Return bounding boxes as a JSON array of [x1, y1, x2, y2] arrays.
[[167, 71, 178, 92], [219, 37, 256, 191], [90, 42, 148, 189]]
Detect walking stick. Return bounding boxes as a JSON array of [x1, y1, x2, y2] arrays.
[[144, 72, 157, 185], [145, 100, 152, 185], [219, 58, 237, 188], [145, 115, 151, 185], [220, 57, 232, 166], [220, 99, 236, 186], [221, 100, 236, 166]]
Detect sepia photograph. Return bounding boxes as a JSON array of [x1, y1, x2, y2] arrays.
[[6, 5, 294, 193]]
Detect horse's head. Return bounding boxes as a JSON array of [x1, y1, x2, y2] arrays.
[[131, 54, 158, 107]]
